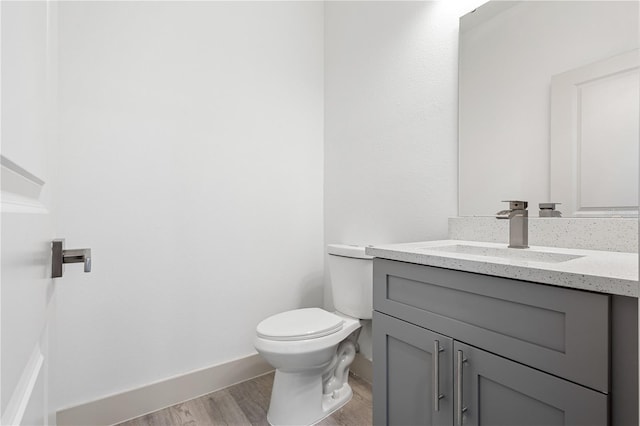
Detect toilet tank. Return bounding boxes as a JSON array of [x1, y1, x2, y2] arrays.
[[327, 244, 373, 320]]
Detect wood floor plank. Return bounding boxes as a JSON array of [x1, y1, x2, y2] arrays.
[[335, 394, 373, 426], [226, 375, 272, 425], [116, 371, 371, 426], [349, 374, 373, 404], [201, 389, 252, 425], [169, 403, 196, 426], [251, 372, 275, 397], [169, 399, 214, 426]]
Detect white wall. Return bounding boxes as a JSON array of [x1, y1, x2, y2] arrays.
[[324, 0, 484, 359], [53, 0, 495, 408], [55, 1, 324, 409]]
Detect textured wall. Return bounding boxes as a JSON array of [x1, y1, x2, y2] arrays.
[[324, 1, 483, 359]]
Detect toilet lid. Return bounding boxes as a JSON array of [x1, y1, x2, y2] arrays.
[[256, 308, 345, 341]]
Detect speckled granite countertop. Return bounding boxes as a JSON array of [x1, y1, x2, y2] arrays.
[[365, 240, 638, 297]]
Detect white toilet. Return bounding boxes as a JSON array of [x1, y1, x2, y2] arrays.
[[254, 244, 373, 426]]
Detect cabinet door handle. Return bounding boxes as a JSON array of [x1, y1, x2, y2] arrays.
[[433, 340, 444, 411], [456, 350, 468, 425]]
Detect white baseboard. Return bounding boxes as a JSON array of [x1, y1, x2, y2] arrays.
[[350, 353, 372, 384], [56, 353, 272, 426]]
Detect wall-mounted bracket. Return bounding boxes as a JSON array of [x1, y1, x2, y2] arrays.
[[52, 239, 92, 278]]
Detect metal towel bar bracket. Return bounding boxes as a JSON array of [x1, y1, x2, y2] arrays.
[[52, 239, 92, 278]]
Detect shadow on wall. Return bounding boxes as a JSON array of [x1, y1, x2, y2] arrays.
[[298, 272, 325, 308]]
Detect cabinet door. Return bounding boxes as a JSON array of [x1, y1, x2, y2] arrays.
[[373, 311, 453, 426], [454, 342, 608, 426]]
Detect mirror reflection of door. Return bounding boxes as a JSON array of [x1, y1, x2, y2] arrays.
[[550, 50, 639, 217], [458, 1, 639, 217]]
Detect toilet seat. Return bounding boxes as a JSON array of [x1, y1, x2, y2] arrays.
[[256, 308, 344, 341]]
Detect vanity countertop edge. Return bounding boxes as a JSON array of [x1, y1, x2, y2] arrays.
[[365, 240, 639, 298]]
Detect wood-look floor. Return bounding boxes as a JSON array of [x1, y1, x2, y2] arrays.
[[117, 372, 372, 426]]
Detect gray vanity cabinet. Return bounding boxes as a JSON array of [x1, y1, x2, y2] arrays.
[[455, 341, 607, 426], [373, 311, 607, 426], [371, 258, 634, 426], [373, 311, 453, 425]]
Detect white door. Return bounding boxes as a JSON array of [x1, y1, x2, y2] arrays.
[[1, 1, 59, 425]]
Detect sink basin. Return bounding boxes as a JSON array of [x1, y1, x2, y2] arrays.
[[422, 244, 584, 263]]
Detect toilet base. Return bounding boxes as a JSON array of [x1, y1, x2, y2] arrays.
[[266, 369, 353, 426]]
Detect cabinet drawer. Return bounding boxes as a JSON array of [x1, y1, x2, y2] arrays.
[[373, 258, 610, 393]]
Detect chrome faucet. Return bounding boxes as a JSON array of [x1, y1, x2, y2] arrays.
[[496, 200, 529, 249]]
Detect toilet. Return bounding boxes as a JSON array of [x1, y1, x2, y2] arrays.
[[254, 244, 373, 426]]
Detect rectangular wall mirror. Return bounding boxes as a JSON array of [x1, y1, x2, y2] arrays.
[[458, 1, 639, 217]]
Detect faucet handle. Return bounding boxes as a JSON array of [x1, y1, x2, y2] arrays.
[[501, 200, 528, 210], [539, 202, 562, 217], [539, 202, 560, 210]]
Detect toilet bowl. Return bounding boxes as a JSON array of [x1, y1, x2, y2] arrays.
[[254, 244, 373, 426], [254, 309, 362, 425]]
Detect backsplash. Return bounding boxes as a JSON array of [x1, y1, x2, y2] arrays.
[[449, 217, 638, 253]]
